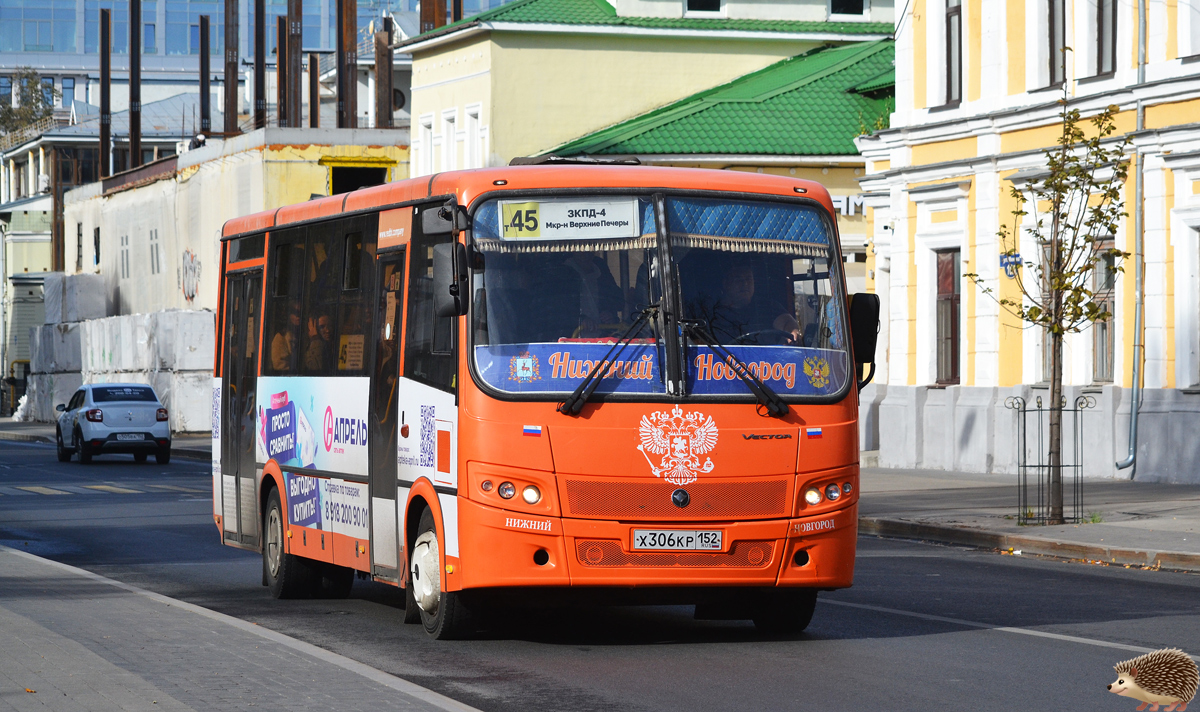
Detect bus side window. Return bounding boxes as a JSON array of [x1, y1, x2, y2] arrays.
[[405, 204, 456, 394], [335, 224, 377, 374], [302, 222, 343, 375], [264, 232, 306, 374]]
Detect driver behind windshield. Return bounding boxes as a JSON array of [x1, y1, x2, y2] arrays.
[[700, 261, 799, 344]]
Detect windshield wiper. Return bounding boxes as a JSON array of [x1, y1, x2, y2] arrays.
[[682, 322, 789, 418], [558, 305, 659, 416]]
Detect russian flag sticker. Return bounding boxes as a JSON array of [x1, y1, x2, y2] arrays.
[[523, 425, 543, 437], [806, 427, 823, 439]]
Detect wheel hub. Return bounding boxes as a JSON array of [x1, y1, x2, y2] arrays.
[[266, 508, 282, 577], [410, 530, 441, 613]]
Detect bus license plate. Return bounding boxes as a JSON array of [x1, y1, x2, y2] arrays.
[[632, 530, 722, 551], [115, 433, 144, 441]]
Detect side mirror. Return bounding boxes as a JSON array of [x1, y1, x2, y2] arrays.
[[55, 403, 66, 412], [433, 242, 469, 317], [421, 201, 470, 235], [848, 292, 880, 389]]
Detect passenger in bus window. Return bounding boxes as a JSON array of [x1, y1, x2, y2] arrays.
[[304, 313, 333, 371], [707, 261, 798, 345], [564, 252, 623, 337], [270, 304, 301, 371]]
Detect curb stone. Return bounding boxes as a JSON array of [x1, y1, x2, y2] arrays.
[[859, 516, 1200, 572]]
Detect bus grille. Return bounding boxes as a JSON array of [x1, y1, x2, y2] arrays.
[[562, 478, 790, 520], [575, 539, 776, 568]]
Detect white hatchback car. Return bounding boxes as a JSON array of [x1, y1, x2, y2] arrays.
[[55, 383, 172, 464]]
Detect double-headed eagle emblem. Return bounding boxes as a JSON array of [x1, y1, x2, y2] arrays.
[[637, 405, 718, 485], [804, 357, 831, 389]]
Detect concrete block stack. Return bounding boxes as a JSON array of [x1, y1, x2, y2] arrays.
[[25, 272, 215, 433]]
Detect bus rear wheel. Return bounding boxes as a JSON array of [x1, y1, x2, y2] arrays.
[[264, 487, 316, 599], [411, 508, 475, 640], [751, 589, 818, 635]]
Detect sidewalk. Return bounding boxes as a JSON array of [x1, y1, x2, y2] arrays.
[[0, 546, 476, 712], [0, 420, 211, 460], [860, 467, 1200, 571]]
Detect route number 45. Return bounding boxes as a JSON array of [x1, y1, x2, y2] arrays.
[[501, 202, 541, 238]]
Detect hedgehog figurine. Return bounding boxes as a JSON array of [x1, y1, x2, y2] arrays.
[[1108, 648, 1199, 711]]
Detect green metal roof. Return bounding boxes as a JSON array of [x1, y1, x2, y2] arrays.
[[549, 40, 894, 158], [401, 0, 893, 46]]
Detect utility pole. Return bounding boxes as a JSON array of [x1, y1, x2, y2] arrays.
[[223, 0, 238, 133], [200, 15, 211, 133], [129, 0, 141, 167], [254, 0, 266, 128], [100, 8, 111, 178]]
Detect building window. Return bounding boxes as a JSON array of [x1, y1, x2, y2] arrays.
[[1048, 0, 1066, 86], [419, 116, 434, 176], [1093, 242, 1116, 382], [1096, 0, 1115, 76], [936, 249, 961, 384], [145, 23, 156, 53], [76, 223, 83, 272], [466, 107, 480, 169], [831, 0, 865, 14], [41, 78, 54, 107], [149, 229, 162, 275], [441, 112, 457, 172], [686, 0, 721, 12], [945, 0, 962, 105], [93, 227, 100, 266], [0, 77, 10, 108], [120, 235, 130, 279], [61, 77, 74, 107]]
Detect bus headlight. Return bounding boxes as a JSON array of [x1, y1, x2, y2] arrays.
[[522, 485, 541, 504], [498, 482, 516, 499], [804, 487, 822, 505], [825, 483, 841, 501], [842, 482, 853, 495]]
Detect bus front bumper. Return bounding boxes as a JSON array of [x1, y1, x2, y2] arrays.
[[453, 497, 857, 591]]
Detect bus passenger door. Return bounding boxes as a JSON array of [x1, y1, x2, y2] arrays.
[[221, 270, 263, 547], [369, 251, 405, 580]]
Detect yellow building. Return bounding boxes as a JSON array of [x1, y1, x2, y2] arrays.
[[397, 0, 893, 172], [856, 0, 1200, 481]]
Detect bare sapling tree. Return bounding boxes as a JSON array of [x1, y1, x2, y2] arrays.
[[0, 67, 60, 136], [967, 80, 1130, 524]]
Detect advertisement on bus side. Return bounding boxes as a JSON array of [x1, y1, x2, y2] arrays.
[[255, 376, 370, 478], [282, 472, 370, 539]]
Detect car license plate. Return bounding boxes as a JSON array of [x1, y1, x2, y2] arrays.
[[632, 530, 722, 551], [115, 433, 143, 441]]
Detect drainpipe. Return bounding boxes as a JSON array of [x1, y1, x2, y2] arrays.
[[1117, 0, 1147, 477]]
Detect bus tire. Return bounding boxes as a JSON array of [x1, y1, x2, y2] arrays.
[[411, 508, 475, 640], [316, 564, 354, 599], [403, 581, 422, 624], [752, 589, 817, 635], [264, 487, 316, 599]]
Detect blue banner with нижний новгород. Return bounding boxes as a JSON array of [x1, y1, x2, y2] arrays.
[[474, 343, 849, 396]]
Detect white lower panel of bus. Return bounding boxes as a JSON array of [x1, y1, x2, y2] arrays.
[[372, 497, 397, 571], [222, 475, 237, 533]]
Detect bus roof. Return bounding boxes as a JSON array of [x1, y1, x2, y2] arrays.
[[221, 165, 836, 240]]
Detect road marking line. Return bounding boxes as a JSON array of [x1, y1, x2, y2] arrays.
[[83, 485, 142, 494], [0, 486, 34, 496], [0, 546, 481, 712], [17, 486, 71, 495], [822, 599, 1200, 661], [142, 484, 206, 493]]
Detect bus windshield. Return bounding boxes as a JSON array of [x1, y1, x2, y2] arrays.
[[470, 194, 849, 399]]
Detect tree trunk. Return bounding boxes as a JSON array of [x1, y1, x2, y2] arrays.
[[1048, 325, 1064, 524]]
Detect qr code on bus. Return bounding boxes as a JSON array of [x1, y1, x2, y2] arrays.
[[419, 405, 435, 468]]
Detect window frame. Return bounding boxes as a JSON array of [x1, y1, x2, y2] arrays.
[[935, 248, 961, 385], [1048, 0, 1066, 88], [1094, 0, 1116, 78], [944, 0, 962, 107], [1092, 239, 1117, 383]]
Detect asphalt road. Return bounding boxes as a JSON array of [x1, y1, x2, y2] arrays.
[[1, 438, 1197, 711]]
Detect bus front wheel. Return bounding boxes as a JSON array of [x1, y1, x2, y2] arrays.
[[411, 508, 475, 640], [752, 589, 818, 635], [264, 487, 316, 599]]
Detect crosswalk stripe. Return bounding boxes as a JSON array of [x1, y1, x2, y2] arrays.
[[17, 486, 70, 495], [142, 484, 207, 493], [84, 485, 143, 494]]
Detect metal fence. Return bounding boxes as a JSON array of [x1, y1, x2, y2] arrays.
[[1006, 394, 1095, 524]]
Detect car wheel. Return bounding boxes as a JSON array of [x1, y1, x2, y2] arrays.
[[56, 428, 71, 462], [133, 452, 147, 463], [411, 508, 476, 640], [75, 427, 92, 464], [155, 447, 170, 465], [751, 589, 818, 635], [263, 487, 316, 599]]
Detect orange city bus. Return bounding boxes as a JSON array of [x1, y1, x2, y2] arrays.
[[212, 163, 880, 639]]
